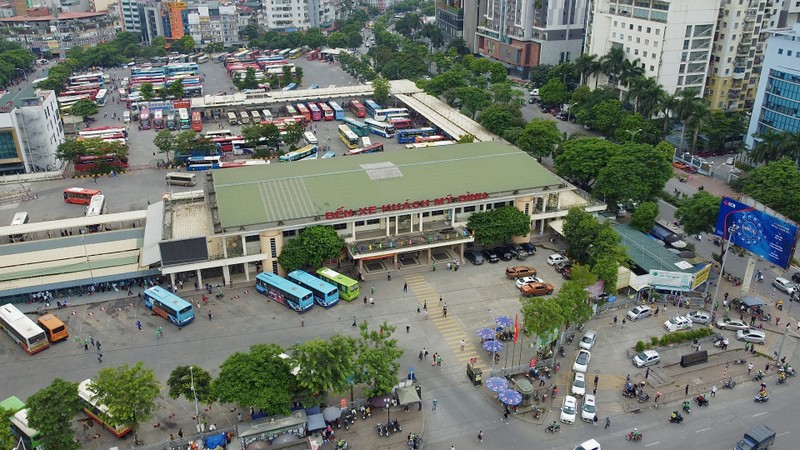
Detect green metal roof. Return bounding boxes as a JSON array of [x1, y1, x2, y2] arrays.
[[212, 142, 563, 229], [612, 223, 697, 273]]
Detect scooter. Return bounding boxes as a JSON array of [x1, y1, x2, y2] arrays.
[[559, 346, 565, 357], [723, 378, 736, 389], [336, 439, 350, 450], [694, 395, 709, 407], [567, 334, 575, 344], [545, 421, 560, 433], [626, 431, 644, 442], [376, 423, 386, 436], [754, 393, 770, 403], [714, 338, 729, 348], [682, 401, 691, 414], [753, 370, 765, 381], [669, 412, 684, 423], [638, 393, 650, 403], [390, 419, 402, 433]]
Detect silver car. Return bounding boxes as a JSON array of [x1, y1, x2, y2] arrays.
[[716, 318, 750, 330], [686, 310, 711, 325], [579, 330, 597, 351]]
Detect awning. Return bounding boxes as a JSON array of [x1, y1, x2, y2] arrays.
[[741, 296, 766, 308], [396, 385, 421, 405], [549, 219, 565, 236], [307, 413, 326, 431]]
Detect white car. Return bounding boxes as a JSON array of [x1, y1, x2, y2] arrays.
[[547, 254, 569, 266], [627, 305, 652, 321], [737, 329, 767, 344], [686, 310, 712, 325], [515, 275, 544, 288], [664, 316, 693, 332], [560, 395, 577, 424], [574, 439, 602, 450], [573, 349, 591, 373], [579, 330, 597, 350], [572, 372, 586, 396], [580, 394, 597, 422], [632, 349, 660, 367]]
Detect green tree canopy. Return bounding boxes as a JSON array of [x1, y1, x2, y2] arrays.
[[675, 192, 722, 235], [153, 129, 176, 161], [355, 321, 404, 397], [554, 138, 619, 189], [630, 201, 659, 233], [592, 255, 621, 294], [291, 335, 358, 396], [56, 138, 128, 162], [591, 100, 628, 136], [283, 122, 305, 149], [372, 75, 391, 103], [516, 119, 562, 159], [734, 158, 800, 223], [0, 406, 14, 449], [556, 281, 593, 326], [594, 143, 672, 204], [277, 225, 345, 272], [168, 79, 185, 100], [213, 344, 295, 414], [539, 78, 569, 106], [478, 103, 525, 136], [139, 82, 155, 101], [27, 378, 82, 450], [520, 296, 564, 345], [91, 362, 161, 431], [166, 365, 213, 404], [467, 206, 531, 245], [70, 99, 99, 119]]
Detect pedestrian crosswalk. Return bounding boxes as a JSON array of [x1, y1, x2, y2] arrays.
[[405, 274, 484, 371]]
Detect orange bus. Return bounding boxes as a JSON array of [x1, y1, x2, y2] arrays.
[[37, 314, 68, 342], [295, 103, 311, 123], [63, 188, 101, 205], [349, 100, 366, 118], [191, 111, 203, 132]]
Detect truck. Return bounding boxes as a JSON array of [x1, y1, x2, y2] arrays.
[[735, 424, 776, 450]]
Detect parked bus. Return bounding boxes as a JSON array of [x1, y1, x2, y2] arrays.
[[69, 72, 105, 85], [78, 379, 132, 438], [349, 100, 367, 118], [239, 111, 250, 124], [178, 108, 190, 129], [342, 118, 370, 137], [397, 127, 438, 144], [285, 105, 298, 116], [211, 135, 245, 152], [9, 211, 29, 242], [95, 88, 108, 106], [389, 117, 414, 129], [165, 172, 197, 186], [405, 140, 456, 149], [74, 154, 128, 173], [296, 104, 311, 122], [303, 131, 319, 145], [189, 111, 202, 132], [307, 103, 322, 121], [319, 102, 334, 121], [186, 155, 222, 171], [316, 268, 360, 301], [328, 100, 345, 120], [250, 110, 261, 122], [63, 187, 101, 205], [143, 286, 195, 327], [153, 109, 165, 129], [197, 55, 210, 63], [139, 106, 151, 130], [338, 125, 360, 149], [364, 118, 396, 138], [287, 270, 339, 307], [255, 272, 314, 312], [344, 142, 385, 156], [364, 99, 381, 119], [374, 107, 409, 121], [78, 126, 129, 139], [262, 109, 273, 121], [227, 111, 239, 125], [206, 129, 233, 138], [37, 313, 68, 343], [279, 144, 318, 162], [9, 405, 43, 450], [0, 304, 48, 354], [85, 194, 106, 218]]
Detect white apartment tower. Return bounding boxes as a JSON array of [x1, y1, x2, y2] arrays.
[[585, 0, 721, 95], [263, 0, 337, 31]]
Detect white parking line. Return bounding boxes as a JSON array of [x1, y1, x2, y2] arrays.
[[752, 412, 767, 417], [696, 427, 711, 433], [777, 431, 791, 437], [645, 442, 660, 447]]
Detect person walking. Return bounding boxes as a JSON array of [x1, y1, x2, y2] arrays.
[[403, 282, 408, 292], [406, 323, 410, 333], [84, 340, 89, 351], [136, 320, 142, 330], [208, 310, 212, 321], [604, 416, 611, 429], [645, 367, 650, 378], [711, 385, 717, 397], [685, 384, 690, 395], [432, 399, 437, 411], [97, 353, 103, 363], [178, 428, 183, 439], [593, 415, 598, 427], [654, 391, 662, 406], [613, 316, 618, 326], [594, 375, 599, 388], [622, 318, 626, 328], [460, 339, 465, 351], [748, 362, 753, 374], [477, 431, 484, 443], [776, 316, 781, 327], [352, 316, 357, 327]]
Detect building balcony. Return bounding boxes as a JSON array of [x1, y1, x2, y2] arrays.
[[348, 223, 473, 260], [733, 70, 745, 80]]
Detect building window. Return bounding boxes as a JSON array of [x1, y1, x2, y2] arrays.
[[367, 218, 380, 225], [634, 49, 639, 55], [282, 230, 296, 237], [789, 51, 794, 57], [245, 235, 260, 243], [270, 238, 277, 258], [656, 29, 660, 35], [778, 48, 784, 54], [354, 220, 365, 226], [333, 223, 347, 230], [0, 131, 17, 159], [272, 261, 279, 274], [464, 206, 476, 212]]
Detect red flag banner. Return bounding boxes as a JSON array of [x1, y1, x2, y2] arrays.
[[514, 314, 519, 343]]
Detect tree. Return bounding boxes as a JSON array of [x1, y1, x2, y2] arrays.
[[168, 79, 184, 100], [453, 86, 492, 118], [630, 201, 659, 233], [567, 264, 598, 288], [539, 78, 569, 106], [261, 123, 283, 151], [594, 143, 672, 204], [457, 133, 475, 144], [139, 82, 155, 101], [355, 321, 404, 397], [554, 138, 619, 189], [27, 378, 82, 450], [173, 130, 217, 156], [749, 129, 788, 164], [675, 192, 723, 235], [467, 206, 531, 245], [0, 406, 13, 450], [478, 103, 525, 136], [574, 53, 601, 87], [556, 281, 593, 326], [277, 225, 345, 272], [291, 335, 358, 396], [283, 122, 305, 149], [490, 82, 522, 104], [562, 207, 601, 265], [591, 100, 628, 136], [613, 113, 659, 145], [520, 295, 564, 345], [167, 365, 213, 404], [516, 119, 562, 159], [91, 362, 161, 432], [736, 158, 800, 223], [70, 99, 99, 120], [372, 75, 390, 103], [675, 88, 702, 151], [529, 64, 553, 87], [153, 129, 176, 162], [592, 255, 620, 294], [213, 344, 295, 415], [237, 68, 259, 90]]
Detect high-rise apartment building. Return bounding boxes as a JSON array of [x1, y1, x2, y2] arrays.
[[476, 0, 589, 77], [585, 0, 720, 95], [745, 22, 800, 150], [0, 88, 65, 174], [436, 0, 465, 42]]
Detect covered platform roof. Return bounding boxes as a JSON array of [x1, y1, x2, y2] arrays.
[[612, 223, 699, 273]]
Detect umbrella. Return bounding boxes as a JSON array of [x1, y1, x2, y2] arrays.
[[322, 406, 342, 422], [476, 328, 495, 339], [485, 377, 509, 393], [397, 385, 421, 405], [483, 340, 504, 352], [495, 316, 514, 328], [498, 389, 522, 406]]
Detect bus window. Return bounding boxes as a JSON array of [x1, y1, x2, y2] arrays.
[[166, 172, 197, 186], [9, 212, 29, 242], [37, 314, 68, 342]]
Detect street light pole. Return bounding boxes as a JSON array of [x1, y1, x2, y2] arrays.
[[626, 128, 643, 142], [190, 366, 202, 433], [711, 225, 739, 314], [385, 397, 391, 425]]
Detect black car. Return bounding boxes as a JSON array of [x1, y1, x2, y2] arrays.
[[465, 249, 485, 265], [520, 242, 537, 255], [495, 246, 513, 261], [792, 272, 800, 284], [482, 249, 500, 263]]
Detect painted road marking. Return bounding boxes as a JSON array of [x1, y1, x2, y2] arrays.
[[777, 431, 791, 437], [752, 412, 767, 417], [645, 441, 660, 447], [696, 427, 710, 433]]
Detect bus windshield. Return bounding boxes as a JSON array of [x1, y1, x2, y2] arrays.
[[316, 268, 360, 301]]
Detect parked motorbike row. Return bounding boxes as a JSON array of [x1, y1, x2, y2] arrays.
[[375, 419, 402, 437]]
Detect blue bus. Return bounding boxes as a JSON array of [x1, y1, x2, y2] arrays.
[[342, 118, 370, 137], [255, 272, 314, 312], [328, 101, 345, 120], [186, 155, 222, 170], [287, 270, 339, 307], [282, 83, 298, 91], [279, 144, 318, 162], [397, 127, 438, 144], [364, 99, 381, 119], [143, 286, 195, 326]]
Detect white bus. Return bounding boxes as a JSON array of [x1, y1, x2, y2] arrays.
[[262, 109, 273, 121], [251, 110, 261, 122], [0, 303, 49, 354], [197, 55, 210, 64], [303, 131, 318, 145], [364, 118, 396, 138], [178, 108, 190, 129], [95, 88, 108, 106], [86, 194, 106, 218], [9, 211, 29, 242], [239, 111, 250, 124], [165, 172, 197, 186], [205, 129, 233, 138], [227, 112, 238, 125]]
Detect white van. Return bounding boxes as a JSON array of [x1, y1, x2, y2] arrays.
[[227, 112, 238, 125], [123, 111, 131, 123], [239, 111, 250, 124], [361, 137, 372, 147], [165, 172, 197, 187]]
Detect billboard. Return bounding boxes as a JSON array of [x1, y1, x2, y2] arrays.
[[714, 197, 799, 269], [648, 270, 694, 291]]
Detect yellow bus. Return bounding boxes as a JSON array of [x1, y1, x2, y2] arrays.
[[337, 125, 359, 149], [37, 313, 69, 343]]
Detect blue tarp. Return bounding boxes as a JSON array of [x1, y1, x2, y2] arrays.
[[205, 433, 227, 448], [307, 413, 326, 431], [305, 405, 321, 415]]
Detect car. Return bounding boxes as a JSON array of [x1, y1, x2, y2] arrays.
[[686, 310, 712, 325], [556, 260, 574, 272], [481, 249, 499, 263], [494, 246, 513, 261], [572, 372, 586, 396], [520, 242, 536, 255], [515, 275, 545, 288], [560, 395, 577, 424], [737, 329, 766, 344], [664, 316, 693, 332], [573, 349, 591, 373], [725, 157, 735, 165], [672, 161, 689, 170], [580, 394, 597, 423], [626, 305, 652, 321], [772, 277, 796, 295], [506, 266, 537, 279], [579, 330, 597, 350], [632, 349, 660, 367], [530, 88, 540, 96], [528, 97, 536, 104], [574, 439, 602, 450], [511, 244, 529, 260], [547, 254, 569, 266], [465, 250, 484, 265], [792, 272, 800, 284], [716, 318, 750, 330], [561, 266, 573, 279], [519, 282, 554, 297], [502, 246, 519, 260], [615, 203, 627, 217]]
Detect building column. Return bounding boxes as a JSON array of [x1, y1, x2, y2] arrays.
[[556, 192, 562, 210], [169, 273, 176, 289], [418, 212, 424, 232], [450, 207, 456, 225], [241, 235, 247, 255], [395, 215, 399, 235], [222, 265, 231, 286], [244, 265, 250, 281], [352, 221, 357, 241], [196, 269, 203, 288], [394, 254, 398, 270], [358, 259, 364, 277]]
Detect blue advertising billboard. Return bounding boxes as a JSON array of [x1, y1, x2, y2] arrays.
[[714, 197, 799, 269]]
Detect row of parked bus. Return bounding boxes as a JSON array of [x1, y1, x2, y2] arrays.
[[255, 268, 360, 312], [227, 108, 273, 125]]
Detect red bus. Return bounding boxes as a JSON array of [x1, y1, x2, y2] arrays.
[[389, 117, 414, 129], [295, 104, 311, 123], [319, 103, 334, 121], [307, 103, 322, 121], [349, 101, 366, 118], [211, 135, 244, 152], [63, 187, 102, 205], [191, 111, 203, 132], [74, 154, 129, 173]]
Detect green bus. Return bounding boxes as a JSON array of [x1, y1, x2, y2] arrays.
[[316, 267, 360, 301], [342, 118, 370, 137], [2, 396, 43, 450]]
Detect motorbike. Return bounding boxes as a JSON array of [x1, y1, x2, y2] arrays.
[[756, 272, 764, 283], [723, 378, 736, 389], [638, 393, 650, 403], [349, 408, 358, 421], [714, 338, 729, 348], [545, 422, 560, 433], [376, 423, 387, 436], [777, 373, 786, 385], [777, 302, 784, 311], [336, 439, 350, 450], [759, 313, 772, 322], [670, 412, 684, 423], [753, 370, 765, 381], [360, 406, 371, 420], [532, 404, 540, 419], [342, 414, 352, 430], [682, 401, 691, 414], [734, 358, 747, 365], [694, 395, 709, 407], [534, 390, 540, 402], [559, 346, 565, 357], [626, 432, 643, 442], [779, 366, 796, 377], [754, 393, 770, 403], [567, 334, 575, 344], [390, 419, 402, 433]]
